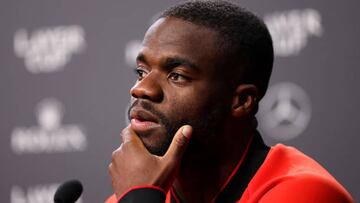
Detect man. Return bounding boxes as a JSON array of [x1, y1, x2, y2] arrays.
[[107, 1, 354, 202]]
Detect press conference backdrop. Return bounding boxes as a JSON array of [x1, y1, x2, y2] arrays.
[[1, 0, 359, 202]]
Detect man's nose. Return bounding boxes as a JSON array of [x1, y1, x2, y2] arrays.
[[130, 73, 163, 102]]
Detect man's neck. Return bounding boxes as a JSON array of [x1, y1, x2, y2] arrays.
[[173, 124, 254, 203]]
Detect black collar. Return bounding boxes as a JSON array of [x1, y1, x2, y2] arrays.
[[171, 131, 270, 203]]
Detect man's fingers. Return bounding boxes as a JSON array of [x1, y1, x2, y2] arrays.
[[120, 126, 148, 152], [121, 126, 141, 144], [121, 125, 135, 144], [164, 125, 192, 161]]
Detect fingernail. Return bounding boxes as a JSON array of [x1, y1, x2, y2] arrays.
[[182, 125, 192, 139]]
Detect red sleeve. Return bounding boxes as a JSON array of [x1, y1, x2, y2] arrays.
[[258, 174, 354, 203], [105, 186, 166, 203]]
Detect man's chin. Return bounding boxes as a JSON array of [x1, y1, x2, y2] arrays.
[[135, 128, 172, 156], [141, 139, 171, 156], [144, 144, 168, 156]]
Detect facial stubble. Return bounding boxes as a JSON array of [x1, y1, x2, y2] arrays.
[[127, 99, 229, 156]]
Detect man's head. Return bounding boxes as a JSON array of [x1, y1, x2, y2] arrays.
[[128, 0, 273, 156], [159, 0, 274, 99]]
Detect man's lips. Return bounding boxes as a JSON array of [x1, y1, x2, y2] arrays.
[[129, 108, 161, 133]]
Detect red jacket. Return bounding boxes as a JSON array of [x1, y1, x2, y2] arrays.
[[106, 144, 354, 203]]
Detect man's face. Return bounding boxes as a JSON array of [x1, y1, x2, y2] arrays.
[[128, 17, 231, 156]]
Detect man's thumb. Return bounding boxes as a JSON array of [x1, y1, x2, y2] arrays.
[[164, 125, 192, 161]]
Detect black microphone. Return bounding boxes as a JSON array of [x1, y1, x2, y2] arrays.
[[54, 179, 83, 203]]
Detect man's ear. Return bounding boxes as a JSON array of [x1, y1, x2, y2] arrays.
[[231, 84, 258, 118]]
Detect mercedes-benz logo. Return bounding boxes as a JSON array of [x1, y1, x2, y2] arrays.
[[258, 82, 312, 141]]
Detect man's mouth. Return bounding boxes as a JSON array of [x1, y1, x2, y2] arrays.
[[129, 108, 162, 134]]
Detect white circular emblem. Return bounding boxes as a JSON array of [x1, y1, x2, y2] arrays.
[[258, 82, 312, 140], [36, 98, 64, 131]]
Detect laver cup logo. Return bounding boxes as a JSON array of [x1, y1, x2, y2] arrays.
[[11, 183, 83, 203], [258, 82, 312, 141], [11, 183, 59, 203], [14, 25, 86, 74], [264, 9, 323, 57], [11, 98, 87, 154], [125, 40, 142, 67]]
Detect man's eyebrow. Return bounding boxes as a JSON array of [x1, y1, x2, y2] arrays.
[[163, 57, 199, 72], [136, 54, 200, 72], [136, 54, 147, 64]]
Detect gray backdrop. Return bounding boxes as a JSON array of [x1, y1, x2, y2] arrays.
[[1, 0, 359, 202]]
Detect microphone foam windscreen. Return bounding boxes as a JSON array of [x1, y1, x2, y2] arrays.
[[54, 179, 83, 203]]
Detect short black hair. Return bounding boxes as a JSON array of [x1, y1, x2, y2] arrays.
[[159, 0, 273, 100]]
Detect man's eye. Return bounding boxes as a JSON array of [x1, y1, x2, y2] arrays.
[[134, 69, 146, 80], [168, 72, 189, 82]]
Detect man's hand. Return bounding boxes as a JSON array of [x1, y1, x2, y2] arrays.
[[108, 125, 192, 198]]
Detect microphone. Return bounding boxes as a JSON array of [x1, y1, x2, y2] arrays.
[[54, 179, 83, 203]]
